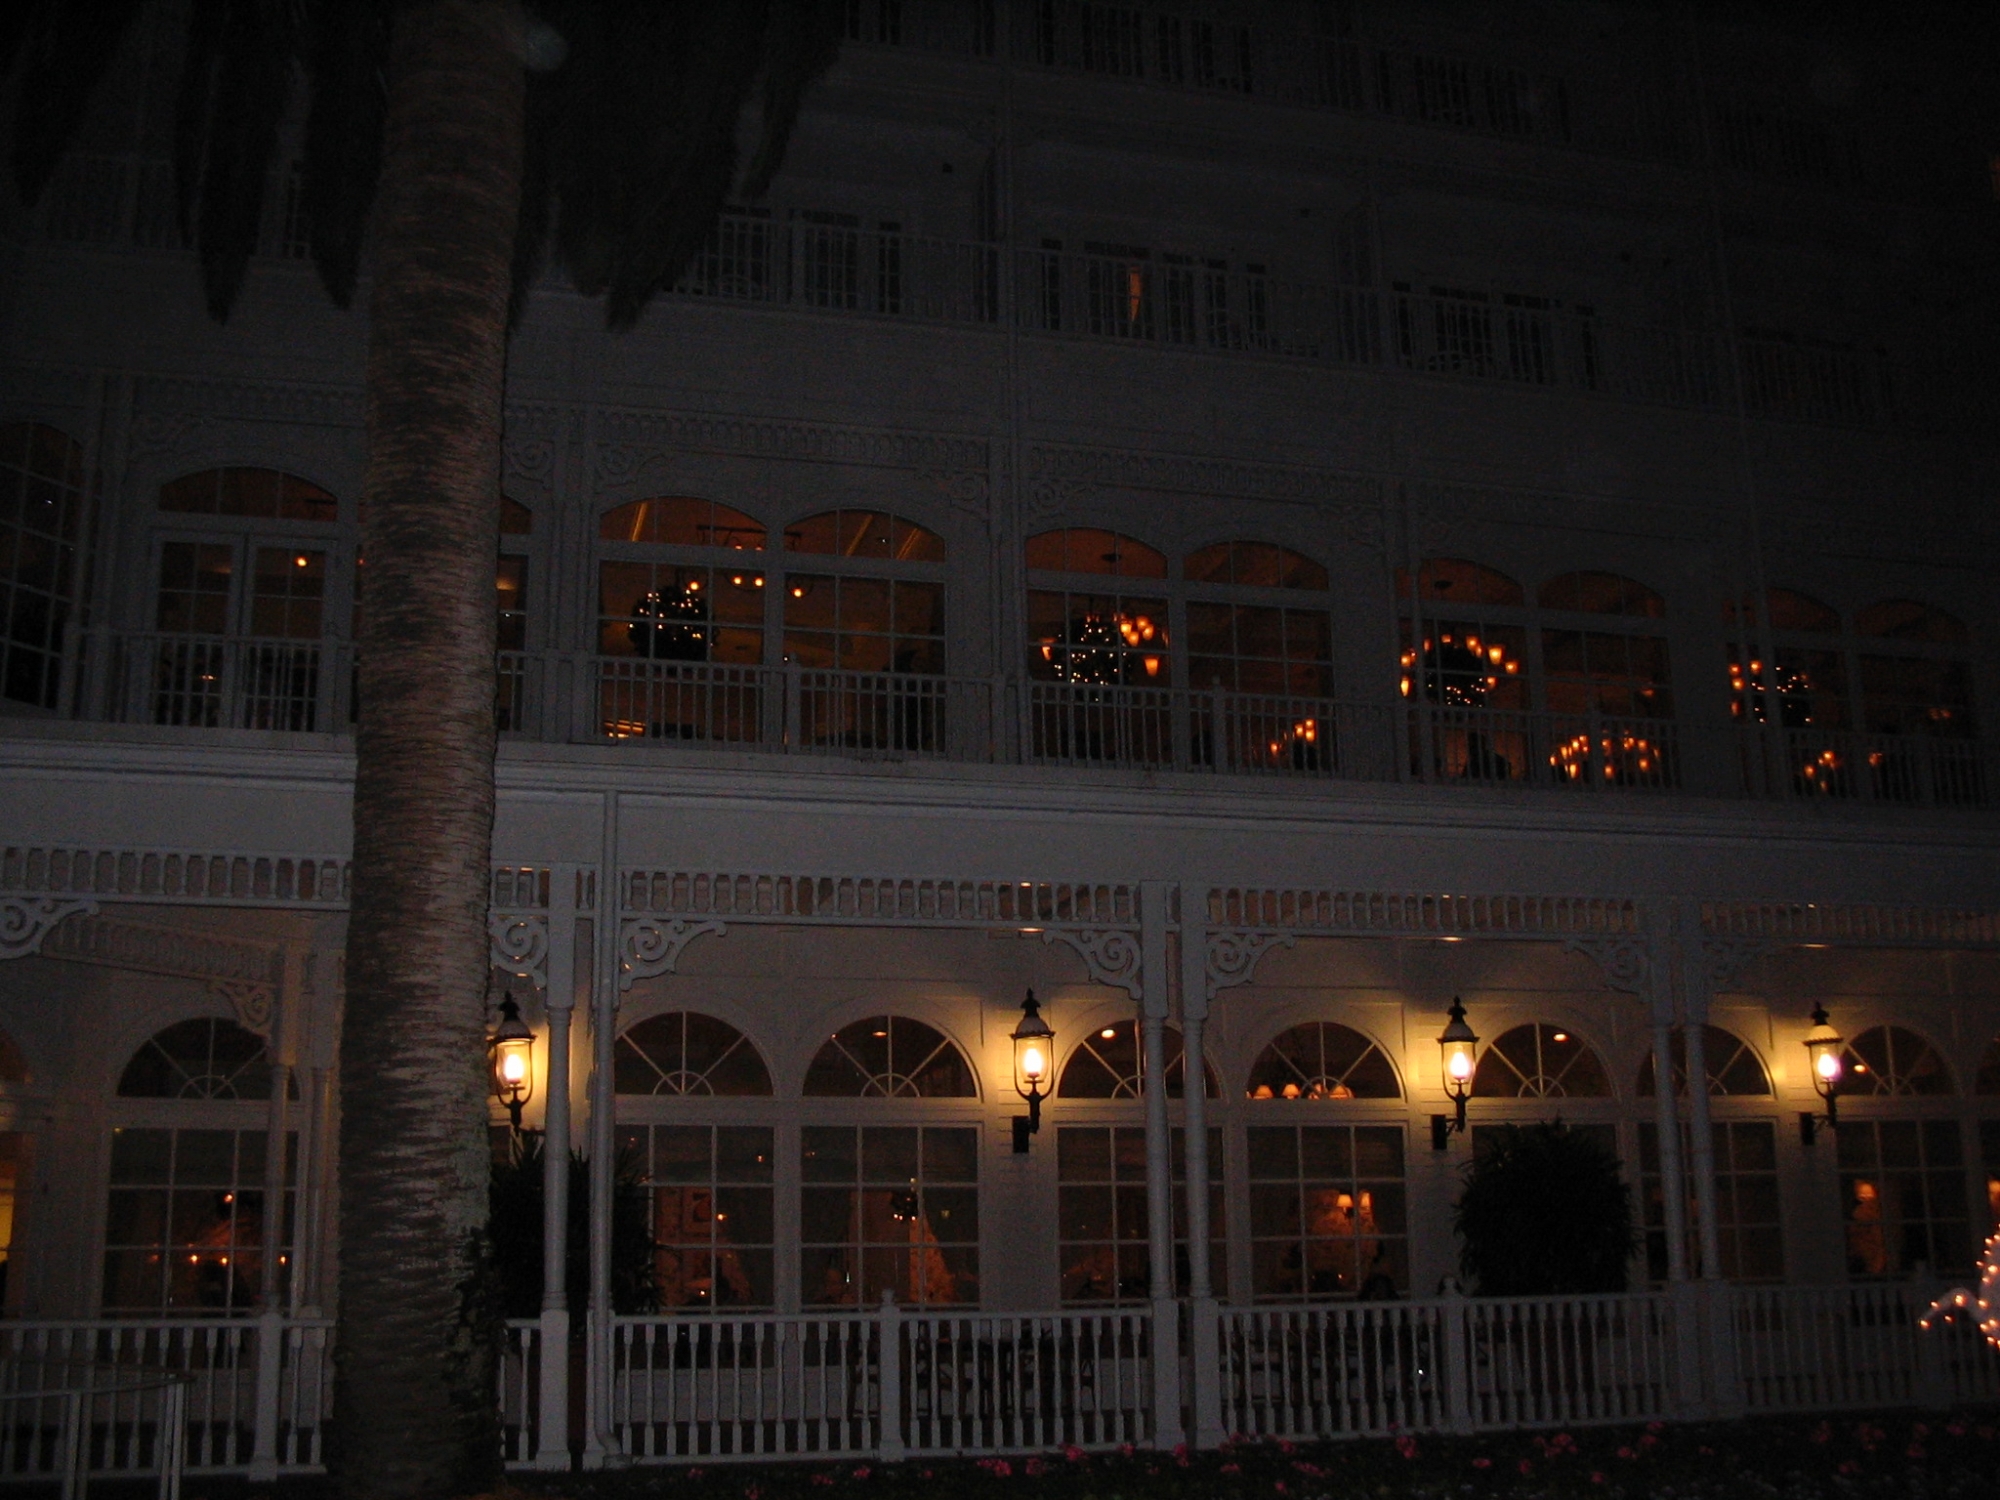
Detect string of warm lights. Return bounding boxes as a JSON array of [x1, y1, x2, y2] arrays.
[[1921, 1230, 2000, 1348]]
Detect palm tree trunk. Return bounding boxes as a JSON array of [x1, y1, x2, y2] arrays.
[[334, 2, 522, 1494]]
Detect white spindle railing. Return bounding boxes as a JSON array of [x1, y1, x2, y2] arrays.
[[500, 1319, 541, 1468], [1217, 1301, 1451, 1440], [1733, 1283, 1927, 1413], [1461, 1292, 1678, 1429]]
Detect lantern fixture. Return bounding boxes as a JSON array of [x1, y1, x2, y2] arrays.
[[1431, 997, 1479, 1150], [489, 992, 535, 1130], [1010, 990, 1055, 1154], [1799, 1002, 1843, 1145]]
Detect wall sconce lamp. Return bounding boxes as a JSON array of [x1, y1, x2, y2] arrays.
[[1799, 1002, 1843, 1145], [1431, 997, 1479, 1151], [489, 992, 535, 1131], [1010, 989, 1054, 1154]]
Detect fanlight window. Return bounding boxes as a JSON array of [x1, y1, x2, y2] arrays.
[[1856, 600, 1968, 645], [600, 497, 766, 550], [785, 510, 944, 562], [1637, 1026, 1771, 1097], [1725, 588, 1839, 635], [1975, 1039, 2000, 1095], [159, 468, 337, 523], [1841, 1025, 1953, 1097], [118, 1018, 285, 1100], [1184, 541, 1327, 591], [1394, 557, 1525, 608], [805, 1017, 976, 1098], [1025, 529, 1167, 579], [1246, 1023, 1400, 1100], [1057, 1019, 1215, 1098], [1471, 1024, 1611, 1099], [1537, 571, 1666, 619], [616, 1012, 772, 1096]]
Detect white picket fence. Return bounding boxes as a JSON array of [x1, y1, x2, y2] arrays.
[[1, 1286, 1993, 1480]]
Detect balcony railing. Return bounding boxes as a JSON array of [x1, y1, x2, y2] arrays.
[[41, 635, 1993, 813], [14, 1281, 1993, 1480]]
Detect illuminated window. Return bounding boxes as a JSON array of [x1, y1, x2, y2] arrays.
[[1837, 1120, 1970, 1276], [1026, 529, 1168, 686], [1471, 1024, 1611, 1098], [1247, 1124, 1406, 1300], [118, 1019, 289, 1100], [616, 1124, 773, 1309], [1636, 1026, 1770, 1097], [615, 1012, 772, 1096], [1184, 541, 1333, 698], [600, 497, 765, 551], [784, 510, 943, 563], [102, 1126, 297, 1314], [804, 1017, 976, 1098], [1840, 1025, 1953, 1097], [1056, 1125, 1222, 1305], [1537, 571, 1672, 723], [1245, 1023, 1400, 1100], [801, 1126, 978, 1306], [0, 423, 87, 708], [1639, 1121, 1783, 1282], [1856, 600, 1975, 740], [1056, 1019, 1213, 1098]]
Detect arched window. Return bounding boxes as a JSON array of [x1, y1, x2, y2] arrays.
[[1471, 1024, 1611, 1098], [1840, 1025, 1952, 1096], [1025, 529, 1169, 686], [804, 1017, 975, 1097], [781, 510, 946, 681], [105, 1018, 296, 1315], [615, 1012, 772, 1096], [1054, 1018, 1220, 1304], [118, 1018, 281, 1099], [1057, 1019, 1214, 1098], [1636, 1026, 1770, 1096], [1183, 541, 1332, 695], [1396, 558, 1530, 782], [1246, 1023, 1400, 1100], [152, 468, 342, 731], [597, 497, 767, 666], [801, 1016, 977, 1308], [1835, 1025, 1967, 1277], [0, 423, 87, 708], [1538, 568, 1671, 736], [1856, 601, 1975, 745]]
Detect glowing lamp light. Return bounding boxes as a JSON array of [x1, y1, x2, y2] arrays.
[[1432, 997, 1479, 1148], [1010, 990, 1055, 1153], [1798, 1003, 1843, 1144], [489, 992, 535, 1130]]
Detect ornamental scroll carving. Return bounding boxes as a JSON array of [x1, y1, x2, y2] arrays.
[[488, 913, 549, 991], [923, 469, 990, 520], [209, 979, 275, 1035], [34, 910, 283, 1036], [1041, 929, 1142, 999], [1205, 930, 1295, 998], [1563, 936, 1652, 997], [620, 918, 726, 990], [1699, 938, 1777, 997], [0, 897, 97, 959]]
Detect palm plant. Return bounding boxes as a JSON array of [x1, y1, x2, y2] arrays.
[[4, 3, 841, 1495]]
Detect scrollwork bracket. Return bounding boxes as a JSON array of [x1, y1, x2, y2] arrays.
[[1042, 928, 1142, 999], [621, 917, 726, 990]]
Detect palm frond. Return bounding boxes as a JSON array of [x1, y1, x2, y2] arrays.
[[187, 0, 300, 320], [300, 0, 389, 308], [7, 0, 149, 206]]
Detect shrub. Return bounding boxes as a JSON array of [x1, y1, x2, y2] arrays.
[[1453, 1120, 1636, 1295]]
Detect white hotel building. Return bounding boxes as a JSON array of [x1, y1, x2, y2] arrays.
[[1, 0, 1998, 1474]]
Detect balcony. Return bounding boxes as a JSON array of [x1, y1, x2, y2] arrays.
[[28, 632, 1990, 813]]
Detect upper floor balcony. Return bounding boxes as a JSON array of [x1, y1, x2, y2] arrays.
[[27, 628, 1990, 816]]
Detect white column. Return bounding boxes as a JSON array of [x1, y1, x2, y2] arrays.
[[251, 943, 305, 1478], [536, 866, 578, 1468], [584, 798, 621, 1466], [1674, 901, 1744, 1417], [1176, 891, 1222, 1448], [1138, 881, 1183, 1449]]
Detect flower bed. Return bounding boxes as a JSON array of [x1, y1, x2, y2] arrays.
[[505, 1414, 2000, 1500]]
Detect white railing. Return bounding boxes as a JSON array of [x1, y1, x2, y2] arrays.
[[1407, 705, 1680, 792], [1217, 1301, 1451, 1439], [0, 1367, 186, 1497], [610, 1313, 883, 1461], [1461, 1292, 1678, 1429], [898, 1309, 1152, 1454], [1736, 726, 1987, 808], [0, 1316, 329, 1478], [1733, 1282, 1940, 1414], [500, 1319, 542, 1468], [92, 633, 352, 734]]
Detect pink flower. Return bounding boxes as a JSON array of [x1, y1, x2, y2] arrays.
[[810, 1476, 835, 1488], [1838, 1460, 1860, 1476], [745, 1488, 760, 1500], [1277, 1439, 1296, 1456], [1273, 1483, 1288, 1495], [975, 1459, 1012, 1478], [851, 1467, 871, 1481], [1698, 1445, 1715, 1456], [1220, 1463, 1241, 1475], [1948, 1422, 1967, 1437], [1638, 1434, 1659, 1450], [1023, 1458, 1046, 1478], [1616, 1446, 1636, 1460], [1517, 1459, 1534, 1476], [1590, 1472, 1607, 1486], [1646, 1421, 1665, 1434], [1915, 1423, 1931, 1438], [1291, 1461, 1324, 1477], [1471, 1457, 1491, 1470], [1119, 1444, 1136, 1458], [1394, 1435, 1417, 1460], [1063, 1445, 1085, 1464], [688, 1470, 705, 1481], [1907, 1444, 1927, 1460]]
